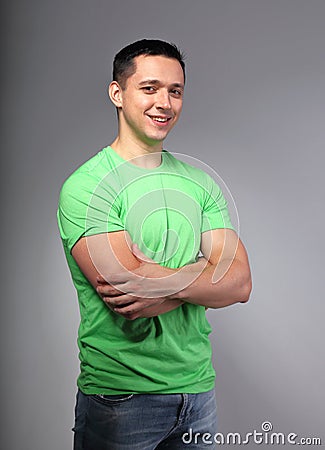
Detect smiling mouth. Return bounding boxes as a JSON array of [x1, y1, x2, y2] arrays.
[[148, 115, 172, 124]]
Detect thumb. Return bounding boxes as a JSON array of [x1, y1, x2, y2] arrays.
[[132, 243, 156, 264]]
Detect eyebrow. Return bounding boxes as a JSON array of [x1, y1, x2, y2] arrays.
[[138, 79, 184, 89]]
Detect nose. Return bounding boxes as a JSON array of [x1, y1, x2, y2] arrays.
[[156, 89, 171, 110]]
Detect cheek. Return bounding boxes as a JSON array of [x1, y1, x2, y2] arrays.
[[172, 100, 183, 114], [140, 97, 155, 111], [172, 107, 182, 123], [127, 97, 152, 115]]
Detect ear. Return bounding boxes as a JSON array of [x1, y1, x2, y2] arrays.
[[108, 81, 123, 108]]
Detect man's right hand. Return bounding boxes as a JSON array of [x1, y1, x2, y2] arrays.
[[96, 277, 176, 319], [71, 232, 184, 319]]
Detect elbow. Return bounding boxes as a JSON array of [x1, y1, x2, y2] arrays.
[[209, 275, 252, 309], [239, 275, 252, 304]]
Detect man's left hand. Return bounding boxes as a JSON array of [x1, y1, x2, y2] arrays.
[[96, 244, 177, 318]]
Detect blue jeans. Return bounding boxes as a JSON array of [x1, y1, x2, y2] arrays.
[[73, 388, 217, 449]]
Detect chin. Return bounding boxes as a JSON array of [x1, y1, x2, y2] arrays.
[[152, 128, 173, 141], [144, 132, 168, 144]]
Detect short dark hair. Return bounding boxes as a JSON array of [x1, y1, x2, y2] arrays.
[[113, 39, 186, 89]]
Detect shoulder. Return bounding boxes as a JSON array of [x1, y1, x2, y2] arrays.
[[59, 146, 115, 204], [60, 148, 106, 188]]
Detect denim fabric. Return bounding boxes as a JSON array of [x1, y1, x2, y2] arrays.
[[73, 388, 217, 449]]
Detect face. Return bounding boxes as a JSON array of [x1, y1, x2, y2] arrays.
[[111, 55, 185, 147]]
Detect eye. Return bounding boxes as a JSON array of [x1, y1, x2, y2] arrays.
[[142, 86, 156, 93], [170, 89, 183, 97]]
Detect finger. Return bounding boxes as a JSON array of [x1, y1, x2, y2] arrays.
[[132, 244, 156, 264], [113, 300, 152, 315], [97, 285, 123, 297], [103, 295, 136, 308], [96, 275, 110, 284]]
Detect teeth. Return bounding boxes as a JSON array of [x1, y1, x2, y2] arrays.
[[151, 117, 168, 122]]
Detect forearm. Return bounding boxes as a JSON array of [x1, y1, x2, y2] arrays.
[[97, 242, 251, 312], [172, 258, 252, 308], [129, 256, 251, 309]]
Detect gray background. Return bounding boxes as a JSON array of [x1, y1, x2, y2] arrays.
[[2, 0, 324, 449]]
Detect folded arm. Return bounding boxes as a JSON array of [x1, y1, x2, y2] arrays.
[[95, 228, 252, 314], [71, 231, 184, 319], [174, 228, 252, 308]]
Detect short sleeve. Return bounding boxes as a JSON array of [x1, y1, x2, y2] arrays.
[[57, 171, 124, 253], [201, 174, 234, 233]]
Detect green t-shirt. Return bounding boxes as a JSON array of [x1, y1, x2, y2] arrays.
[[57, 146, 234, 394]]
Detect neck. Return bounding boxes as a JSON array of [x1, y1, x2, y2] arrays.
[[110, 134, 164, 169]]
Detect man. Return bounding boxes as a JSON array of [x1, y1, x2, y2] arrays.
[[57, 39, 252, 450]]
